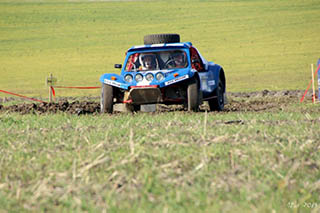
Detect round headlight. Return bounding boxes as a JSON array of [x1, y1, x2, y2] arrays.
[[145, 73, 154, 82], [156, 72, 165, 81], [135, 73, 143, 82], [124, 74, 133, 82]]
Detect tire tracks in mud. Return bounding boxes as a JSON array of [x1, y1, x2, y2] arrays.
[[0, 90, 315, 115]]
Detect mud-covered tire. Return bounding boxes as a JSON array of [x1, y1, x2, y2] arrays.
[[144, 34, 180, 45], [101, 83, 113, 113], [209, 80, 225, 111], [187, 77, 199, 112]]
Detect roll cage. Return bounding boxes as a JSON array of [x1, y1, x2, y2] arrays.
[[122, 42, 209, 74]]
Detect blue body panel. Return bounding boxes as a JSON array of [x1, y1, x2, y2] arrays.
[[99, 73, 129, 90], [100, 42, 223, 99], [199, 63, 222, 98]]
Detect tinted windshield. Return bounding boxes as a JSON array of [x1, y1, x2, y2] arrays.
[[125, 50, 188, 71]]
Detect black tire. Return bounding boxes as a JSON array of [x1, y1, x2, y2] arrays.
[[144, 34, 180, 45], [209, 80, 225, 111], [187, 77, 199, 112], [101, 83, 113, 113]]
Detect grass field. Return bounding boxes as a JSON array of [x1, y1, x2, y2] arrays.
[[1, 0, 320, 212], [0, 0, 320, 98], [0, 97, 319, 212]]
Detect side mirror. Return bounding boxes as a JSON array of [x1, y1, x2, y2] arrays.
[[114, 64, 122, 69]]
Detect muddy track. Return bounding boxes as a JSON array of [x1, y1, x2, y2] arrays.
[[0, 90, 314, 115]]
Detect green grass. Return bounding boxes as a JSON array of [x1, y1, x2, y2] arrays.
[[1, 0, 320, 98], [0, 101, 319, 212]]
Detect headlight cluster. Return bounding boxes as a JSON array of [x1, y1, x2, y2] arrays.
[[124, 73, 165, 83]]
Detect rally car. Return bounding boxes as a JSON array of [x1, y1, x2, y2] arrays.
[[100, 34, 226, 113]]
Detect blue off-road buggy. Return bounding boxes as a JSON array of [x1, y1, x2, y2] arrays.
[[100, 34, 226, 113]]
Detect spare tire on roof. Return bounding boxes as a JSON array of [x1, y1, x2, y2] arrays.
[[144, 34, 180, 45]]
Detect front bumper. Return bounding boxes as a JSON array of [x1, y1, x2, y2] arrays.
[[125, 87, 162, 104]]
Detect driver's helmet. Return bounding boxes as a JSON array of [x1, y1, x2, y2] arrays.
[[139, 53, 157, 70], [171, 51, 187, 67]]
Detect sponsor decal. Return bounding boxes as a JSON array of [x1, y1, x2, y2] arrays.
[[164, 74, 189, 86], [104, 79, 121, 88], [208, 80, 215, 86], [201, 81, 208, 91], [165, 43, 186, 47], [137, 79, 151, 86]]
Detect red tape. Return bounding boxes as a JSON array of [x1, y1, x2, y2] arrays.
[[0, 89, 46, 103], [53, 86, 101, 89], [1, 85, 101, 102], [50, 85, 101, 97]]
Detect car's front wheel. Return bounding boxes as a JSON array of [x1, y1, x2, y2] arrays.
[[187, 77, 200, 112], [101, 83, 113, 113]]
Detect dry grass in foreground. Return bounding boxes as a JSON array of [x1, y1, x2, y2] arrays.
[[0, 93, 319, 212]]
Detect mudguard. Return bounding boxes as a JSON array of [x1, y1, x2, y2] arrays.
[[100, 73, 129, 90]]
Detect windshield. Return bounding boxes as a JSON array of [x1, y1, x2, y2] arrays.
[[125, 50, 188, 71]]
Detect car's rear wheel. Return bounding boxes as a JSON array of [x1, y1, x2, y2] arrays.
[[144, 34, 180, 45], [101, 83, 113, 113], [187, 77, 199, 112], [209, 80, 225, 111]]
